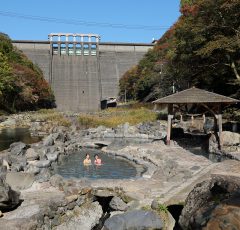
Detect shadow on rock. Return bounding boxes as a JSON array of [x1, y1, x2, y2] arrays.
[[179, 175, 240, 230]]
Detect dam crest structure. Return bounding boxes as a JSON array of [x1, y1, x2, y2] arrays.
[[13, 33, 154, 111]]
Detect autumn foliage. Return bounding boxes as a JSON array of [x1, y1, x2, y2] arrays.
[[120, 0, 240, 102], [0, 33, 55, 112]]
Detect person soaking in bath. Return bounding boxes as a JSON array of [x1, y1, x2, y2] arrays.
[[83, 153, 92, 165], [94, 154, 102, 165]]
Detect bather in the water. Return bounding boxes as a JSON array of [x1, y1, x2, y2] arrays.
[[94, 154, 102, 165], [83, 153, 92, 165]]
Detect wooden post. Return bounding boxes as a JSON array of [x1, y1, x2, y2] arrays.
[[218, 114, 223, 149], [167, 114, 173, 145], [191, 115, 194, 126], [180, 114, 183, 123], [167, 104, 173, 145], [154, 104, 157, 111], [202, 114, 206, 130]]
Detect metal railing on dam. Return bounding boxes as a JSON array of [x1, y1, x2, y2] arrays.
[[12, 36, 154, 112]]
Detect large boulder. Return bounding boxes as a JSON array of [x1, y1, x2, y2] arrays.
[[31, 160, 51, 168], [9, 142, 27, 156], [109, 196, 128, 211], [209, 131, 240, 152], [46, 152, 59, 163], [179, 175, 240, 230], [56, 201, 103, 230], [43, 134, 55, 146], [0, 177, 20, 211], [0, 118, 16, 127], [103, 210, 163, 230], [8, 155, 27, 172], [25, 148, 39, 161], [6, 172, 34, 190], [221, 131, 240, 146]]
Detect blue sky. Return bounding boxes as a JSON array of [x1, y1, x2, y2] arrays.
[[0, 0, 180, 43]]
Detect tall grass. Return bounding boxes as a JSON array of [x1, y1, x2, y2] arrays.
[[78, 107, 157, 128], [30, 109, 71, 127]]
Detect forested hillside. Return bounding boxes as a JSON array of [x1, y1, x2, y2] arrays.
[[0, 33, 55, 113], [120, 0, 240, 102]]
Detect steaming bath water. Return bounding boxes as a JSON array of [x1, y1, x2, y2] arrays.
[[54, 150, 143, 179]]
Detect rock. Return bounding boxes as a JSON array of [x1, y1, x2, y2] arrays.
[[0, 210, 3, 217], [25, 148, 39, 161], [6, 172, 34, 190], [94, 189, 117, 197], [9, 142, 27, 156], [65, 195, 78, 203], [36, 168, 51, 182], [109, 211, 124, 217], [32, 160, 51, 168], [209, 131, 240, 153], [109, 196, 128, 211], [0, 165, 7, 176], [49, 174, 64, 188], [126, 200, 140, 210], [151, 198, 159, 210], [54, 132, 69, 143], [0, 177, 20, 211], [1, 118, 16, 127], [56, 201, 103, 230], [26, 165, 40, 175], [2, 160, 10, 171], [103, 210, 163, 230], [179, 175, 240, 230], [123, 122, 129, 137], [43, 134, 54, 146], [81, 187, 92, 195], [8, 155, 27, 172], [202, 201, 240, 230], [46, 152, 59, 163], [221, 131, 240, 146]]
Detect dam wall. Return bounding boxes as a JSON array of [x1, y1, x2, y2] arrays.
[[13, 39, 153, 111]]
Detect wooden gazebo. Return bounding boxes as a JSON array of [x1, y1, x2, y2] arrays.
[[153, 87, 239, 148]]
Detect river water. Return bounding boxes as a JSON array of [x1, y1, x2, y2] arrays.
[[0, 128, 42, 151]]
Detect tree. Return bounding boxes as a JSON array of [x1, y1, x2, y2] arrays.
[[0, 52, 18, 111], [119, 66, 139, 100], [0, 33, 55, 112], [120, 0, 240, 102]]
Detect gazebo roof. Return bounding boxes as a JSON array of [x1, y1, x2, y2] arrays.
[[153, 87, 239, 104]]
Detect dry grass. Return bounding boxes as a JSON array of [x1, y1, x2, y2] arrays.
[[30, 109, 71, 127], [78, 107, 157, 128]]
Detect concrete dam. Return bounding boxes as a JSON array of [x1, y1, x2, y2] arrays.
[[13, 33, 154, 111]]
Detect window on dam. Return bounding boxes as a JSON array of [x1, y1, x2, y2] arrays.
[[76, 44, 82, 56], [49, 33, 100, 57], [60, 44, 66, 55], [68, 44, 74, 55], [83, 44, 89, 56], [91, 44, 97, 56]]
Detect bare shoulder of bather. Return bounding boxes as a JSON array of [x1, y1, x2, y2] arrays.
[[94, 154, 102, 165], [83, 153, 92, 165]]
